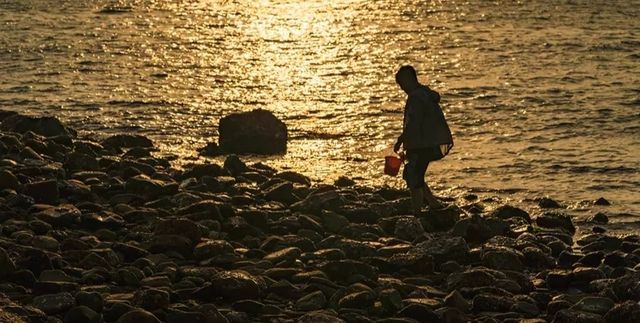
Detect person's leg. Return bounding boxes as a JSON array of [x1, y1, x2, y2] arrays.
[[410, 187, 424, 215], [403, 150, 424, 215], [423, 181, 444, 209]]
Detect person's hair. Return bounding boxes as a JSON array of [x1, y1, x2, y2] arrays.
[[395, 65, 417, 83]]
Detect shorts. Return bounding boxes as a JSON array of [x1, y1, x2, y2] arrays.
[[402, 147, 443, 189]]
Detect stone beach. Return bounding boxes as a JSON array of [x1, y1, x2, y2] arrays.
[[0, 110, 639, 323]]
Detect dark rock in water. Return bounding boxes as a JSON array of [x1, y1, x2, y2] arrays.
[[195, 270, 264, 301], [116, 309, 162, 323], [0, 169, 20, 190], [537, 196, 562, 208], [588, 212, 609, 224], [223, 154, 248, 176], [102, 134, 153, 150], [296, 291, 327, 311], [218, 109, 287, 154], [0, 113, 74, 137], [334, 176, 355, 187], [276, 171, 311, 186], [198, 141, 223, 157], [535, 212, 575, 234], [24, 180, 59, 204], [64, 305, 102, 323], [32, 292, 75, 315], [604, 301, 640, 323], [490, 205, 531, 223], [594, 197, 611, 206]]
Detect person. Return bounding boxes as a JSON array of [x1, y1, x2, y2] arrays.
[[393, 65, 453, 215]]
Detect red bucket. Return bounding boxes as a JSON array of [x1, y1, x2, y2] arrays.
[[384, 155, 403, 176]]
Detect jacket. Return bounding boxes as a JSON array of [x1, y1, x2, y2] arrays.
[[401, 85, 453, 155]]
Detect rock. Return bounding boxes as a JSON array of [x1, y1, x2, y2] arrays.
[[422, 205, 462, 231], [338, 291, 375, 309], [444, 290, 470, 312], [102, 134, 153, 149], [537, 196, 562, 208], [195, 270, 264, 301], [452, 215, 509, 243], [145, 234, 193, 257], [379, 288, 403, 313], [193, 240, 235, 261], [394, 216, 425, 241], [263, 247, 302, 264], [35, 204, 81, 226], [319, 260, 377, 282], [218, 109, 287, 154], [223, 154, 248, 176], [320, 211, 349, 233], [604, 301, 640, 323], [397, 303, 439, 322], [594, 197, 611, 206], [32, 292, 75, 315], [298, 311, 345, 323], [490, 205, 531, 222], [447, 268, 500, 290], [75, 291, 103, 313], [125, 175, 166, 200], [535, 212, 575, 234], [553, 309, 602, 323], [133, 288, 170, 311], [0, 114, 72, 137], [334, 176, 355, 187], [264, 181, 297, 204], [482, 249, 524, 271], [570, 296, 615, 315], [276, 171, 311, 186], [0, 247, 16, 277], [64, 306, 102, 323], [116, 309, 161, 323], [154, 218, 202, 245], [588, 212, 609, 224], [547, 270, 572, 290], [471, 293, 515, 312], [413, 235, 469, 264], [24, 180, 59, 204], [0, 169, 19, 190], [292, 190, 341, 214], [296, 291, 327, 311], [198, 141, 223, 157]]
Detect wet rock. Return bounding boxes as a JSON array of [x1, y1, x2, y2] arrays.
[[263, 247, 302, 264], [24, 179, 59, 204], [298, 311, 345, 323], [276, 171, 311, 186], [154, 218, 202, 245], [535, 212, 575, 234], [32, 292, 75, 315], [397, 303, 439, 322], [292, 190, 341, 214], [412, 235, 469, 264], [604, 300, 640, 323], [547, 270, 572, 290], [553, 309, 602, 323], [394, 216, 425, 241], [102, 134, 153, 150], [193, 240, 234, 261], [447, 268, 501, 291], [482, 249, 524, 271], [76, 291, 103, 313], [64, 305, 102, 323], [379, 288, 403, 313], [133, 288, 170, 311], [145, 234, 193, 257], [320, 211, 349, 234], [452, 215, 509, 243], [223, 154, 248, 176], [338, 291, 375, 309], [1, 114, 73, 137], [296, 291, 327, 311], [594, 197, 611, 206], [570, 296, 614, 315], [125, 175, 167, 200], [195, 270, 264, 301], [198, 141, 223, 157], [0, 247, 16, 277], [490, 205, 531, 222], [444, 290, 470, 312], [116, 309, 161, 323], [319, 260, 377, 282], [588, 212, 609, 224], [471, 293, 515, 312], [218, 109, 287, 154], [537, 196, 562, 208], [0, 169, 19, 190], [264, 181, 297, 204], [334, 176, 355, 187]]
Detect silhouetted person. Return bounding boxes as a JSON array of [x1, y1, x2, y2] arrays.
[[394, 65, 453, 215]]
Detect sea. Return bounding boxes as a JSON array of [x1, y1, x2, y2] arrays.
[[1, 0, 638, 232]]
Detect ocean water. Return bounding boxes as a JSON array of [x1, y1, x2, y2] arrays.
[[1, 0, 639, 228]]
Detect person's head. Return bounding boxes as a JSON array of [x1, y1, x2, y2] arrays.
[[395, 65, 419, 94]]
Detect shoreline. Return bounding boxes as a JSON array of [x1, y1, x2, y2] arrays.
[[0, 111, 639, 322]]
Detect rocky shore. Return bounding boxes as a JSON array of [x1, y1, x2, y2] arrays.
[[0, 110, 639, 323]]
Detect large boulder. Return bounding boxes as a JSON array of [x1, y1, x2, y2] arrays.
[[218, 109, 287, 154], [0, 113, 74, 137]]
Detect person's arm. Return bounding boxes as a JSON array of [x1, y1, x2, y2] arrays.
[[396, 95, 423, 152]]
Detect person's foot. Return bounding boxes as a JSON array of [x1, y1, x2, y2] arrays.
[[427, 199, 445, 210]]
